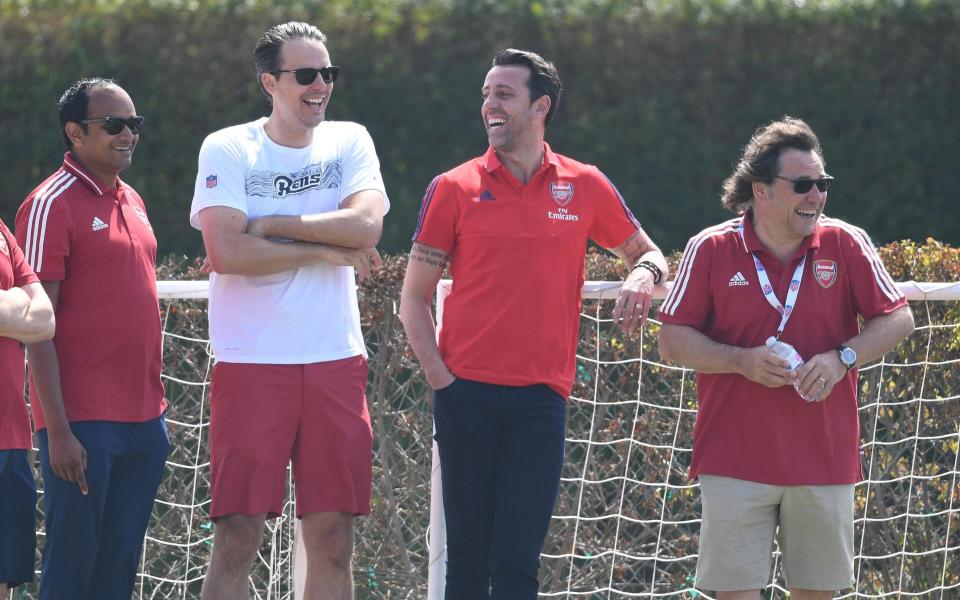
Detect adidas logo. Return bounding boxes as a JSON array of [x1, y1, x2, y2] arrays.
[[91, 217, 108, 232], [728, 272, 750, 286], [474, 190, 496, 203]]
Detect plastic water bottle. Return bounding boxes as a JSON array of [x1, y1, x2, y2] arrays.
[[765, 336, 806, 396]]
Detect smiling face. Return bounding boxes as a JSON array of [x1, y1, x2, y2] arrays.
[[481, 64, 548, 153], [262, 37, 333, 143], [66, 85, 138, 186], [753, 148, 828, 248]]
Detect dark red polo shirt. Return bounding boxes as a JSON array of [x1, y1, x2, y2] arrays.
[[659, 212, 907, 485], [0, 219, 38, 449], [15, 153, 165, 430], [413, 144, 641, 398]]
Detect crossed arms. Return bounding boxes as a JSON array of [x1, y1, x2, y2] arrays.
[[198, 189, 386, 278]]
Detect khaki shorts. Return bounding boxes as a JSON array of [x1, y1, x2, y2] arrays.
[[696, 474, 855, 592]]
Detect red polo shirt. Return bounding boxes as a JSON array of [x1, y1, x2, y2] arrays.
[[659, 212, 907, 485], [413, 144, 641, 398], [15, 153, 166, 430], [0, 219, 38, 450]]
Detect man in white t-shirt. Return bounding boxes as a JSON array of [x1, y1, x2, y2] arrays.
[[190, 21, 388, 600]]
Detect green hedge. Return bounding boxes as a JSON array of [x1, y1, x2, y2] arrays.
[[2, 0, 958, 258]]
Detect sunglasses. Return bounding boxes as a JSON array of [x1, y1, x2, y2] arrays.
[[774, 174, 834, 194], [274, 66, 341, 86], [79, 116, 145, 135]]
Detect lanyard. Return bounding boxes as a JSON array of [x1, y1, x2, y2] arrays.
[[751, 252, 807, 340]]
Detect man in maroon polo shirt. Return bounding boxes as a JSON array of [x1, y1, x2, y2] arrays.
[[659, 117, 914, 599], [0, 219, 55, 596], [16, 78, 169, 600]]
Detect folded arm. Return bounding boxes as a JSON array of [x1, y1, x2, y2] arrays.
[[399, 242, 455, 390], [246, 190, 385, 249], [0, 281, 55, 343], [198, 205, 380, 278]]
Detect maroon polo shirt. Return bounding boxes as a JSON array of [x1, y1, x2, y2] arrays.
[[0, 219, 38, 449], [659, 212, 906, 485], [15, 153, 165, 430]]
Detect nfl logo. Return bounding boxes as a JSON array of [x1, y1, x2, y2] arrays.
[[814, 260, 838, 289], [550, 181, 574, 206], [206, 174, 218, 189]]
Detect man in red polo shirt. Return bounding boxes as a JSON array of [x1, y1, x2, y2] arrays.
[[658, 117, 914, 599], [400, 49, 668, 599], [0, 219, 54, 596], [16, 78, 169, 600]]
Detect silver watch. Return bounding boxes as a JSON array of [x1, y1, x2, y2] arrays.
[[837, 345, 857, 371]]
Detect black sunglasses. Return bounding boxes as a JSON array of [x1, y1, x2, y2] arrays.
[[774, 174, 834, 194], [274, 66, 341, 86], [79, 116, 145, 135]]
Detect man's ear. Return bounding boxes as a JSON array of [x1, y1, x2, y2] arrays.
[[752, 180, 768, 204], [65, 122, 85, 148], [534, 95, 551, 120], [261, 71, 278, 99]]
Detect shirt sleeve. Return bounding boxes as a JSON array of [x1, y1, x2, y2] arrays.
[[0, 221, 38, 288], [339, 125, 389, 215], [587, 167, 642, 249], [411, 174, 459, 254], [15, 191, 72, 281], [841, 226, 908, 318], [189, 132, 250, 229], [658, 233, 715, 329]]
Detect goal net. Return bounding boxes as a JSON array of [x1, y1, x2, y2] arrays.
[[17, 278, 960, 600]]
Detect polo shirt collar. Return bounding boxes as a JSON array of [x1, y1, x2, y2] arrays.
[[741, 209, 821, 259], [481, 142, 561, 173], [62, 152, 122, 197]]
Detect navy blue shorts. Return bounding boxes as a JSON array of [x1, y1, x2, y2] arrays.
[[36, 416, 169, 600], [0, 449, 37, 588]]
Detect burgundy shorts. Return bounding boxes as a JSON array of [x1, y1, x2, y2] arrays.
[[208, 356, 372, 519]]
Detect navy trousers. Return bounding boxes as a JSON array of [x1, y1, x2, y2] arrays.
[[434, 379, 566, 600], [0, 449, 36, 589], [36, 416, 169, 600]]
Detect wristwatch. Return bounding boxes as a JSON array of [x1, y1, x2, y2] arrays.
[[837, 345, 857, 371]]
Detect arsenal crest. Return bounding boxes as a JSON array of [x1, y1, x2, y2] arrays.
[[550, 181, 574, 207], [814, 259, 838, 288]]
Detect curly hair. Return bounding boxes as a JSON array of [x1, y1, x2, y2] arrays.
[[720, 116, 824, 214]]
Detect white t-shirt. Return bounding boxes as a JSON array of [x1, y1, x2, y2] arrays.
[[190, 118, 389, 364]]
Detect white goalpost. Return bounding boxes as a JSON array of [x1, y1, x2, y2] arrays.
[[425, 280, 960, 600], [17, 278, 959, 600]]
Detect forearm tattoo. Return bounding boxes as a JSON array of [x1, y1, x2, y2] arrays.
[[409, 244, 450, 270], [620, 231, 647, 263]]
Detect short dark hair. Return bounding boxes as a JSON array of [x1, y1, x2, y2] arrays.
[[58, 77, 118, 149], [254, 21, 327, 104], [720, 116, 825, 214], [491, 48, 563, 127]]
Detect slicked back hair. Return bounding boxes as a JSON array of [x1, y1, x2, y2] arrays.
[[721, 116, 825, 214], [492, 48, 563, 127], [254, 21, 327, 104], [58, 77, 118, 149]]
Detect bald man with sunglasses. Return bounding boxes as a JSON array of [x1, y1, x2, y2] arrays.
[[16, 77, 169, 600], [658, 117, 914, 599], [190, 21, 388, 600]]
